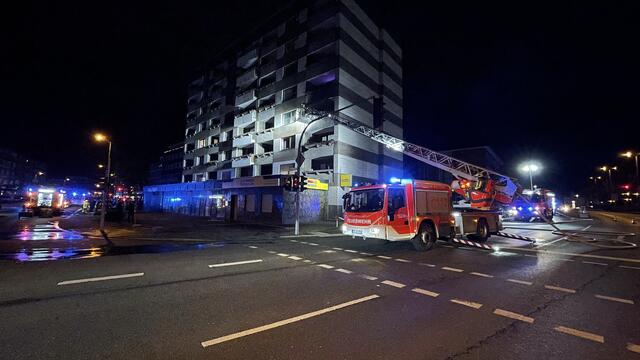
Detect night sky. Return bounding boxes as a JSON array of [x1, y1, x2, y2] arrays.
[[2, 1, 639, 194]]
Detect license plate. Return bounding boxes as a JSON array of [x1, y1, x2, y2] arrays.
[[352, 229, 362, 235]]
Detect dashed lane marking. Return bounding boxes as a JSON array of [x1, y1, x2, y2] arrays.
[[209, 260, 263, 268], [628, 343, 640, 354], [200, 294, 380, 348], [620, 265, 640, 270], [594, 294, 635, 305], [267, 251, 276, 254], [381, 280, 406, 288], [544, 285, 576, 294], [507, 279, 533, 286], [344, 249, 358, 253], [317, 264, 334, 269], [450, 299, 483, 309], [554, 326, 604, 343], [497, 246, 640, 264], [335, 268, 353, 274], [57, 272, 144, 286], [359, 274, 378, 281], [377, 255, 392, 260], [289, 240, 298, 243], [395, 258, 411, 263], [419, 263, 436, 267], [308, 242, 319, 246], [303, 260, 312, 263], [288, 256, 303, 261], [247, 246, 258, 249], [493, 309, 534, 324], [276, 253, 289, 257], [470, 272, 494, 278], [332, 247, 344, 251], [360, 252, 373, 256], [322, 250, 336, 253], [583, 261, 607, 266], [442, 266, 464, 273], [411, 288, 439, 297]]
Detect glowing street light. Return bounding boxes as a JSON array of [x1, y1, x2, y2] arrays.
[[599, 165, 617, 187], [93, 132, 112, 232], [620, 151, 639, 182], [519, 162, 541, 190]]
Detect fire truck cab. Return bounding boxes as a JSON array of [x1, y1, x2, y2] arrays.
[[342, 179, 503, 251]]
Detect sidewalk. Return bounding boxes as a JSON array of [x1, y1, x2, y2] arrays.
[[58, 212, 343, 243]]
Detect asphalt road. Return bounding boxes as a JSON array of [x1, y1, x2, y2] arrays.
[[0, 214, 639, 359]]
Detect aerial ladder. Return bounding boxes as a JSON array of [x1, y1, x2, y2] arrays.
[[300, 104, 519, 211]]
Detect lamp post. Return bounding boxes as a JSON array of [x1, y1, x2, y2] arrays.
[[599, 166, 617, 188], [519, 162, 540, 191], [620, 151, 639, 183], [93, 133, 112, 232]]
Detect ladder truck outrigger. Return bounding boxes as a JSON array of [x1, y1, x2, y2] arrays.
[[301, 103, 520, 251]]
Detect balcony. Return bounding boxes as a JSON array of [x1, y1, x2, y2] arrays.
[[255, 129, 274, 143], [234, 110, 257, 127], [235, 89, 256, 108], [237, 68, 258, 88], [257, 107, 275, 123], [232, 154, 255, 168], [232, 133, 255, 148], [254, 152, 273, 165], [237, 48, 258, 69]]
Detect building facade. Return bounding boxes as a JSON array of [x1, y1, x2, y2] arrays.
[[148, 142, 185, 185], [180, 0, 402, 218], [0, 148, 46, 199]]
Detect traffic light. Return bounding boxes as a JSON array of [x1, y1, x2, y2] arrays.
[[292, 175, 300, 191], [283, 176, 293, 191], [299, 175, 308, 192]]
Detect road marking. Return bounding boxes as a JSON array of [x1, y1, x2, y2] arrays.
[[583, 261, 607, 266], [498, 246, 640, 264], [350, 258, 366, 262], [395, 258, 411, 263], [628, 343, 640, 354], [377, 255, 392, 260], [335, 268, 353, 274], [360, 252, 373, 256], [381, 280, 406, 288], [288, 256, 303, 261], [322, 250, 336, 253], [200, 294, 380, 348], [594, 294, 634, 305], [552, 258, 575, 262], [544, 285, 576, 293], [267, 251, 276, 254], [303, 260, 312, 263], [493, 309, 534, 323], [450, 299, 483, 309], [308, 242, 319, 246], [344, 249, 358, 253], [442, 266, 464, 273], [523, 254, 538, 258], [57, 272, 144, 286], [620, 265, 640, 270], [317, 264, 334, 269], [209, 260, 263, 268], [247, 245, 258, 249], [359, 274, 378, 281], [411, 287, 439, 297], [554, 326, 604, 343], [276, 253, 289, 257], [507, 279, 533, 286], [332, 247, 343, 251], [470, 272, 494, 278], [289, 240, 298, 243], [419, 263, 436, 267]]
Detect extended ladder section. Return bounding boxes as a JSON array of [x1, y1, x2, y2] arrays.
[[301, 105, 518, 202]]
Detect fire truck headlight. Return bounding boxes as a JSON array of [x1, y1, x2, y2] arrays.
[[451, 211, 461, 217]]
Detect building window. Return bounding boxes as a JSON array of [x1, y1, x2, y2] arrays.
[[280, 163, 296, 175], [311, 156, 333, 170], [199, 122, 207, 132], [183, 174, 193, 182], [197, 139, 207, 149], [281, 110, 297, 125], [261, 194, 273, 213], [196, 155, 205, 165], [259, 72, 276, 87], [208, 171, 217, 180], [282, 135, 295, 150], [208, 153, 218, 162], [240, 166, 253, 177], [210, 136, 219, 145], [261, 164, 272, 175], [185, 127, 196, 137], [195, 173, 205, 182], [283, 62, 297, 78], [282, 86, 297, 102], [246, 194, 256, 212], [184, 159, 194, 168]]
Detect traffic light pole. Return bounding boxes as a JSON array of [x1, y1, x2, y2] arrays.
[[293, 100, 370, 235]]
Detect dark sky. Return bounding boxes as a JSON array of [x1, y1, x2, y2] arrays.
[[2, 1, 639, 194]]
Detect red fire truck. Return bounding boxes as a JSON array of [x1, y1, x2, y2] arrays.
[[342, 179, 502, 251], [19, 188, 65, 217]]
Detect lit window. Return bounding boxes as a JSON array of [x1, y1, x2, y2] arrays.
[[282, 135, 295, 150], [281, 110, 297, 125]]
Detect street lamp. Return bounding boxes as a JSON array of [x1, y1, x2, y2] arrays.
[[93, 132, 112, 232], [599, 166, 617, 188], [519, 162, 540, 190], [620, 151, 639, 182], [98, 164, 104, 169]]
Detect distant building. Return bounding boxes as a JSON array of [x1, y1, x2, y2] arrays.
[[406, 146, 504, 184], [0, 148, 46, 198], [146, 0, 403, 222], [148, 143, 185, 185]]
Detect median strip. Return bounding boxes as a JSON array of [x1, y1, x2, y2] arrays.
[[493, 308, 534, 323], [57, 272, 144, 286], [201, 294, 380, 348], [554, 326, 604, 343]]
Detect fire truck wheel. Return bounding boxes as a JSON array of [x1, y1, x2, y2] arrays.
[[474, 219, 489, 242], [412, 223, 436, 251]]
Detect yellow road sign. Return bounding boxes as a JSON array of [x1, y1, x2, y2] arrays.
[[306, 178, 328, 191], [339, 173, 352, 187]]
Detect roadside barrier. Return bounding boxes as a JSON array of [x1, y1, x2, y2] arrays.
[[451, 238, 494, 250], [495, 231, 537, 243]]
